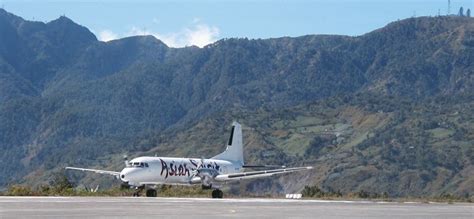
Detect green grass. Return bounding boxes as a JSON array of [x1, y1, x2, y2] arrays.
[[429, 128, 455, 139], [294, 124, 334, 134], [289, 116, 325, 127], [276, 133, 312, 156], [342, 131, 370, 150]]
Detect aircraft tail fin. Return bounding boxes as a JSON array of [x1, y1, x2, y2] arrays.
[[211, 122, 244, 165]]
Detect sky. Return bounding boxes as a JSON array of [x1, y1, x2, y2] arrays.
[[1, 0, 472, 48]]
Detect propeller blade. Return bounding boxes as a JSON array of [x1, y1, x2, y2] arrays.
[[200, 157, 205, 168], [190, 157, 204, 178]]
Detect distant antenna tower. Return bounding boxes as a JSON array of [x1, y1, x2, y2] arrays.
[[448, 0, 451, 15]]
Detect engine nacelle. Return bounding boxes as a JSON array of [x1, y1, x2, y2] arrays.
[[196, 168, 218, 189]]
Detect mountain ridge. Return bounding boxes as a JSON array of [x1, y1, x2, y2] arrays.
[[0, 10, 472, 197]]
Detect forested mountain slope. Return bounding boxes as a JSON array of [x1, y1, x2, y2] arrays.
[[0, 9, 472, 197]]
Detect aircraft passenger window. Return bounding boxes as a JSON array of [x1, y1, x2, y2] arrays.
[[145, 163, 149, 167], [140, 163, 144, 167]]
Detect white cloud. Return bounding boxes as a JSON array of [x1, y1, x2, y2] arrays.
[[184, 24, 220, 48], [97, 19, 220, 48], [127, 22, 219, 48], [128, 27, 150, 36], [98, 30, 119, 42], [98, 18, 219, 48]]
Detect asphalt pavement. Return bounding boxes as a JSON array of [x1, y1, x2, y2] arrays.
[[0, 196, 472, 218]]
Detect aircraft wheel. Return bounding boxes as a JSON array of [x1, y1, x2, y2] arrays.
[[212, 189, 223, 198], [146, 189, 157, 197], [211, 190, 217, 198]]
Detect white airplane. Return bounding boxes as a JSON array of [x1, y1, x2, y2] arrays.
[[66, 122, 313, 198]]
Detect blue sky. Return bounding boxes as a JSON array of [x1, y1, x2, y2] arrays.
[[1, 0, 472, 47]]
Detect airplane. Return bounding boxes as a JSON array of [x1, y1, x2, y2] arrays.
[[66, 122, 313, 198]]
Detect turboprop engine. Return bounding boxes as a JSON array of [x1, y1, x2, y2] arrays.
[[191, 158, 219, 189], [196, 168, 218, 189]]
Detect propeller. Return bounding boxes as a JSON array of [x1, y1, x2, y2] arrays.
[[198, 156, 205, 168], [191, 157, 203, 177], [190, 157, 218, 189]]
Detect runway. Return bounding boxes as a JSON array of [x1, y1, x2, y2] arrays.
[[0, 197, 472, 218]]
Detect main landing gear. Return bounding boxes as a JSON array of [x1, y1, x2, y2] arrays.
[[202, 184, 223, 198], [132, 187, 158, 197], [146, 189, 157, 197], [132, 185, 158, 197], [211, 189, 223, 198]]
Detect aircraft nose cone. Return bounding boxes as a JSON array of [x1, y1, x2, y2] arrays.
[[119, 169, 132, 182], [119, 168, 142, 187]]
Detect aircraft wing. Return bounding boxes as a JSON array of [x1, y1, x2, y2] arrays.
[[65, 167, 120, 177], [214, 166, 313, 182]]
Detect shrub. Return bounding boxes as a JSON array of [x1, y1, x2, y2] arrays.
[[6, 185, 33, 196]]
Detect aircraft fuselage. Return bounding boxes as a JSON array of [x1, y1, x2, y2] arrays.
[[120, 156, 241, 186]]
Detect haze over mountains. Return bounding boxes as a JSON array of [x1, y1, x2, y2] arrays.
[[0, 9, 472, 197]]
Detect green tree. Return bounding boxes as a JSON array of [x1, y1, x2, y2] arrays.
[[50, 172, 74, 194]]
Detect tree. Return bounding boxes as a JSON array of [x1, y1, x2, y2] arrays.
[[459, 7, 464, 16], [467, 9, 471, 17], [50, 172, 74, 193]]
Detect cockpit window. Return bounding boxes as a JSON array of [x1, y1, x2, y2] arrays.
[[130, 162, 149, 168]]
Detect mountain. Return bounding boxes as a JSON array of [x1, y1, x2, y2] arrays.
[[0, 9, 472, 197]]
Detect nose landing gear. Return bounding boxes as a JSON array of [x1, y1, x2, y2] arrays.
[[132, 185, 145, 197]]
